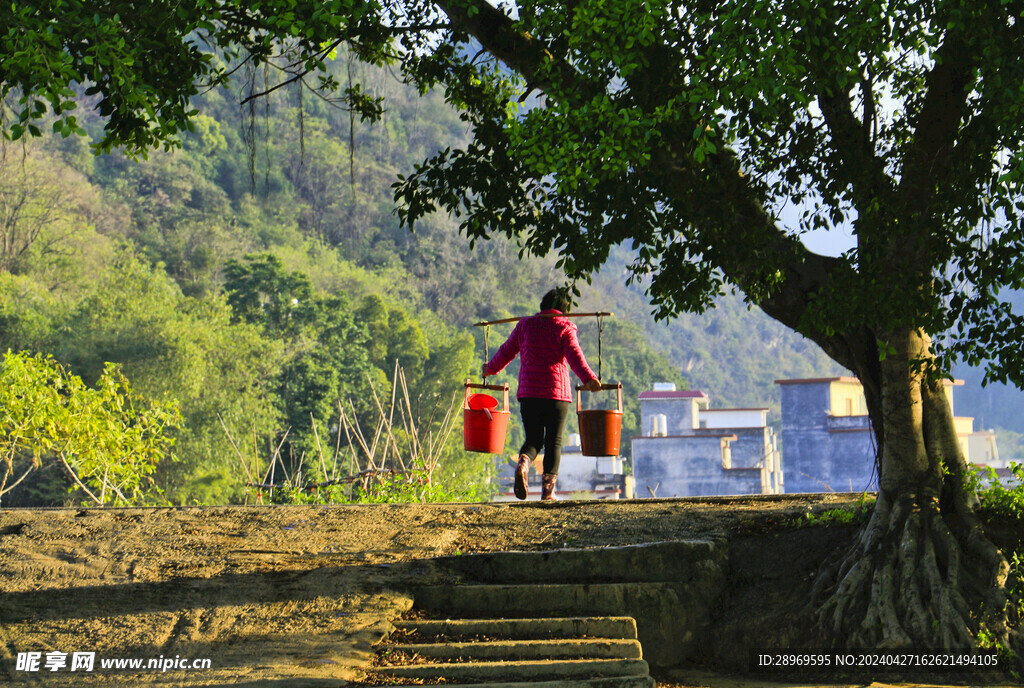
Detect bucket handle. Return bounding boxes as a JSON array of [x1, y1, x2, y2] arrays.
[[576, 382, 623, 413], [464, 379, 510, 413]]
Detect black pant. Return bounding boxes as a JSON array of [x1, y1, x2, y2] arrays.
[[518, 398, 571, 476]]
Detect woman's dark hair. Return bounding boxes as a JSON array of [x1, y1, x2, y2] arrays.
[[540, 287, 572, 312]]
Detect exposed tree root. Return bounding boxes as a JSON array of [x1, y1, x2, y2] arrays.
[[811, 488, 1011, 651]]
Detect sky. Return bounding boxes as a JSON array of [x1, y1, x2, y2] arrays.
[[797, 226, 856, 258]]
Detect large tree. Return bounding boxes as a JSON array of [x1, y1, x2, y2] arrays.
[[4, 0, 1023, 653]]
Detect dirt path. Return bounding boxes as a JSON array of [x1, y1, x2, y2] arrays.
[[0, 495, 1011, 686]]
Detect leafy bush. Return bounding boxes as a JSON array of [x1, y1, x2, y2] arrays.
[[0, 351, 181, 506], [976, 462, 1024, 520], [973, 463, 1024, 657], [270, 473, 487, 505], [798, 493, 876, 527]]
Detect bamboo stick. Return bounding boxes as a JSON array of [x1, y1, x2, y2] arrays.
[[473, 311, 612, 327], [245, 468, 412, 490], [311, 413, 329, 482]]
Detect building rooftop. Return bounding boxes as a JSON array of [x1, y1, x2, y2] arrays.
[[638, 390, 709, 400], [701, 407, 769, 412], [774, 376, 861, 385], [775, 376, 964, 386]]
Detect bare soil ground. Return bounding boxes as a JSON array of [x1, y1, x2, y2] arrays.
[[0, 494, 1015, 687]]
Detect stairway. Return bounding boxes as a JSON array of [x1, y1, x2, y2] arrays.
[[373, 616, 653, 686], [366, 540, 727, 687]]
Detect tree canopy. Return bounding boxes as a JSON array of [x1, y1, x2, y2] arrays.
[[7, 1, 1024, 380]]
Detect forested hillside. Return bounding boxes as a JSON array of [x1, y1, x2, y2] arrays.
[[0, 53, 684, 506], [0, 51, 884, 507]]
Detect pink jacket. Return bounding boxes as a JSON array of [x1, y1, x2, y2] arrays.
[[484, 310, 599, 402]]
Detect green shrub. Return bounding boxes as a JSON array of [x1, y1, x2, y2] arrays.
[[798, 493, 876, 527], [0, 350, 180, 506], [977, 462, 1024, 520]]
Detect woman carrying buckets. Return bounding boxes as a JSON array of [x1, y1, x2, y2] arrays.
[[482, 288, 602, 500]]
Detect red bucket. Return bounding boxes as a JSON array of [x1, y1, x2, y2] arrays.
[[463, 380, 510, 454], [577, 383, 623, 457]]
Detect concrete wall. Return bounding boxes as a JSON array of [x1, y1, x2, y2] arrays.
[[822, 428, 878, 492], [965, 431, 999, 465], [829, 380, 868, 416], [778, 380, 878, 493], [557, 450, 623, 496], [693, 427, 771, 469], [632, 435, 762, 497], [419, 539, 729, 669], [632, 389, 779, 497], [776, 377, 988, 494], [557, 451, 599, 493], [779, 380, 832, 431], [699, 408, 768, 429], [779, 380, 831, 494]]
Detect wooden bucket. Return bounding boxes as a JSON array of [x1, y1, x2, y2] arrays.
[[577, 383, 623, 457]]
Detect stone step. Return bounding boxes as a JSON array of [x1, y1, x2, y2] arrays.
[[413, 583, 712, 668], [371, 677, 655, 688], [415, 582, 698, 619], [427, 540, 722, 584], [393, 616, 638, 642], [374, 657, 650, 683], [388, 637, 643, 661]]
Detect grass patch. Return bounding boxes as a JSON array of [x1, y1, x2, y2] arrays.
[[798, 492, 876, 528]]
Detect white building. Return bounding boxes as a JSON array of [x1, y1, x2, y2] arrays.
[[631, 384, 782, 498]]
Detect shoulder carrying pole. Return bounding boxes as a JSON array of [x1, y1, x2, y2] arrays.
[[473, 311, 613, 327]]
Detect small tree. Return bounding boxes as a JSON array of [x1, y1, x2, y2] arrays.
[[0, 351, 180, 506]]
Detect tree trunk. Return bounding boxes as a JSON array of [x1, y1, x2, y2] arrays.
[[811, 327, 1012, 650]]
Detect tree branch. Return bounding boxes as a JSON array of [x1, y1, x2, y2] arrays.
[[57, 451, 103, 506], [795, 7, 896, 218], [433, 0, 853, 361], [817, 76, 893, 213], [434, 0, 581, 94], [897, 35, 974, 216], [0, 463, 34, 499], [239, 68, 307, 106], [861, 68, 876, 145]]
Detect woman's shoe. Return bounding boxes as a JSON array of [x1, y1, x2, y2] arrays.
[[541, 473, 558, 501], [514, 455, 530, 500]]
